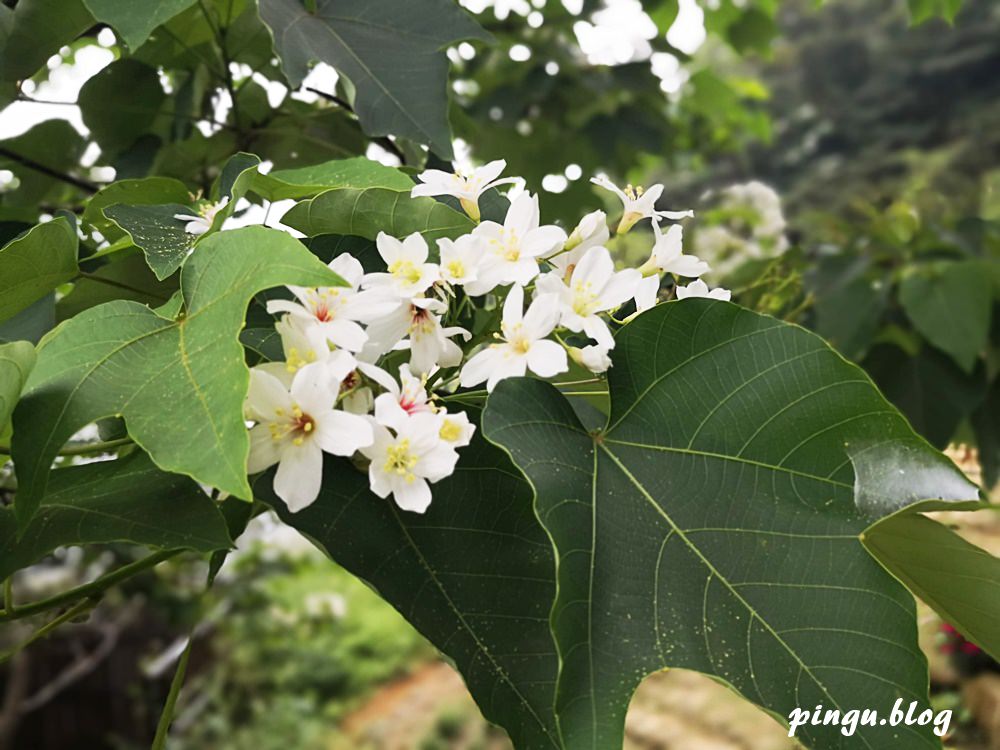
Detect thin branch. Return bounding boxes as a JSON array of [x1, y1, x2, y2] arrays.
[[304, 86, 408, 164], [0, 436, 133, 458], [151, 636, 194, 749], [0, 147, 98, 194], [0, 549, 179, 623], [0, 598, 94, 665]]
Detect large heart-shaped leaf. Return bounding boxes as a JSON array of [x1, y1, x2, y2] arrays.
[[899, 260, 992, 373], [281, 186, 474, 241], [81, 0, 197, 49], [11, 226, 343, 526], [483, 300, 979, 750], [78, 59, 167, 157], [0, 218, 78, 322], [862, 512, 999, 661], [0, 451, 231, 580], [0, 0, 94, 82], [262, 428, 562, 750], [258, 0, 491, 157]]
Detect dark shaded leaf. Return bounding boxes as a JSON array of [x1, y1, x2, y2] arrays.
[[483, 300, 979, 750], [0, 452, 231, 580]]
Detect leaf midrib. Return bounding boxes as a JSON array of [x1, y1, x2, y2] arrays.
[[597, 442, 878, 749]]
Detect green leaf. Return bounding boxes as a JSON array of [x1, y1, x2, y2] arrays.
[[899, 260, 991, 373], [252, 155, 414, 201], [258, 0, 491, 158], [0, 340, 34, 428], [863, 343, 987, 449], [863, 513, 999, 660], [103, 203, 196, 280], [83, 177, 192, 239], [78, 59, 167, 156], [483, 300, 979, 750], [82, 0, 197, 50], [11, 227, 344, 526], [971, 378, 1000, 490], [0, 218, 78, 323], [282, 187, 474, 241], [0, 120, 87, 209], [262, 429, 562, 750], [104, 154, 261, 279], [907, 0, 963, 24], [0, 451, 231, 580], [57, 254, 177, 321], [0, 0, 94, 82]]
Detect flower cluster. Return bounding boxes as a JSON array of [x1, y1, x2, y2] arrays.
[[245, 160, 728, 514], [693, 181, 789, 278]]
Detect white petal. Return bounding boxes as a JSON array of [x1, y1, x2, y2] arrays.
[[420, 444, 459, 483], [502, 284, 525, 326], [273, 442, 323, 512], [315, 409, 374, 455], [328, 254, 364, 288], [667, 254, 710, 278], [597, 268, 642, 310], [248, 424, 282, 473], [459, 348, 499, 388], [573, 246, 614, 287], [634, 275, 660, 313], [323, 318, 368, 352], [401, 232, 429, 263], [392, 477, 432, 513], [374, 393, 410, 432], [527, 339, 569, 378], [522, 293, 561, 339], [475, 159, 506, 186], [486, 353, 527, 391], [521, 225, 567, 258], [582, 315, 615, 350], [375, 232, 402, 265], [246, 368, 292, 421]]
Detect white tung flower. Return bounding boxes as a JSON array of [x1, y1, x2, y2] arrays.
[[360, 297, 468, 375], [465, 193, 567, 295], [267, 254, 400, 353], [676, 279, 732, 301], [410, 159, 519, 222], [640, 221, 710, 278], [536, 245, 640, 350], [174, 196, 230, 236], [361, 413, 460, 513], [569, 344, 613, 374], [436, 409, 476, 448], [437, 234, 485, 286], [373, 363, 436, 431], [591, 175, 692, 234], [549, 209, 609, 278], [364, 232, 440, 299], [246, 361, 374, 513], [460, 285, 568, 391]]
